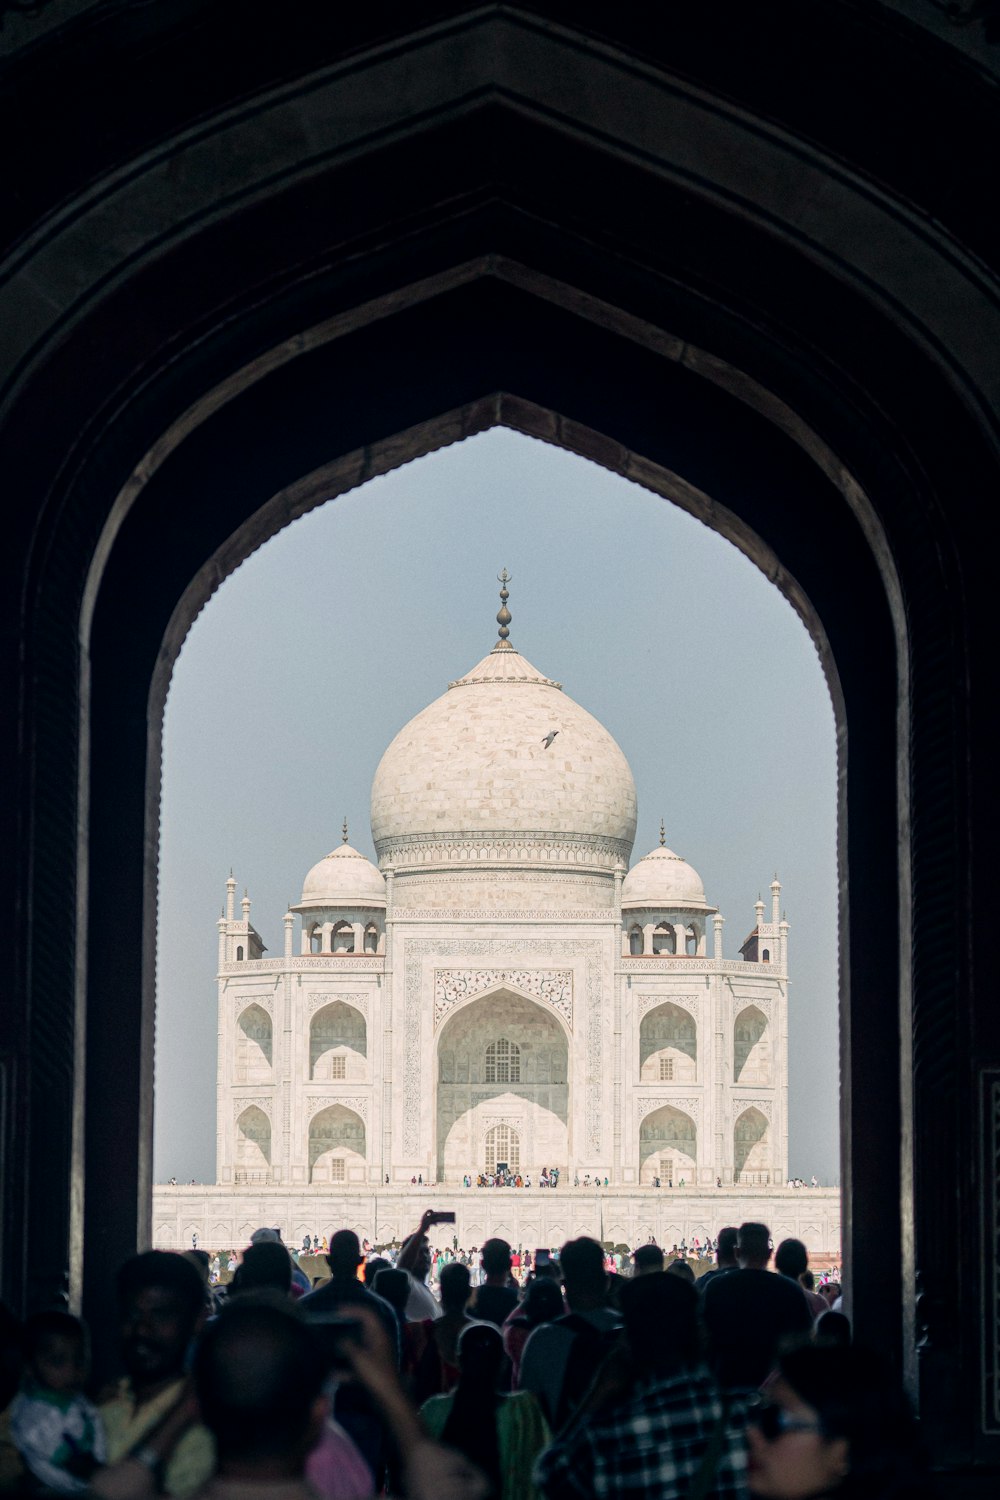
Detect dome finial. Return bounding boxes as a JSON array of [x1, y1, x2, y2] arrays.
[[659, 819, 666, 847], [494, 568, 513, 650], [341, 816, 349, 844]]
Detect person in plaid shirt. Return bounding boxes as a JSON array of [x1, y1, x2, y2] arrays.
[[535, 1272, 749, 1500]]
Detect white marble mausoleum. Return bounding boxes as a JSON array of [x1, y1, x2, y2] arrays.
[[209, 583, 793, 1199]]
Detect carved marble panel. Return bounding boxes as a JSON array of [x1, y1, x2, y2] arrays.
[[434, 969, 573, 1028], [306, 1095, 369, 1122], [307, 991, 369, 1016]]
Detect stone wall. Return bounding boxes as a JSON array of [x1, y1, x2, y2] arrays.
[[151, 1184, 841, 1257]]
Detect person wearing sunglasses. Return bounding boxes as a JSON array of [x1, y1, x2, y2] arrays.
[[746, 1345, 937, 1500]]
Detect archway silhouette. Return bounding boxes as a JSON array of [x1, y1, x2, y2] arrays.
[[7, 24, 986, 1423]]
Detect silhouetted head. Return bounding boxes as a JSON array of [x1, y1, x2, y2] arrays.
[[363, 1256, 389, 1289], [372, 1268, 410, 1318], [667, 1259, 696, 1285], [775, 1239, 809, 1280], [716, 1227, 739, 1266], [815, 1311, 851, 1348], [231, 1242, 292, 1297], [632, 1244, 665, 1275], [439, 1262, 472, 1313], [481, 1239, 512, 1280], [737, 1222, 772, 1270], [517, 1277, 564, 1327], [456, 1321, 504, 1386], [327, 1230, 363, 1281], [195, 1296, 326, 1473], [620, 1272, 699, 1374], [559, 1237, 606, 1308]]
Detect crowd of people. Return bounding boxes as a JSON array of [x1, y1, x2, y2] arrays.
[[0, 1215, 931, 1499]]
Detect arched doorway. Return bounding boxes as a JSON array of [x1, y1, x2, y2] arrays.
[[639, 1105, 697, 1186], [436, 990, 568, 1182]]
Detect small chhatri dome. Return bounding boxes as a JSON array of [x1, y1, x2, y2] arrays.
[[299, 840, 386, 908], [370, 572, 637, 867], [621, 840, 712, 910]]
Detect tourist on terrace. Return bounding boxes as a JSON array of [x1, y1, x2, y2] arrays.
[[420, 1322, 550, 1500]]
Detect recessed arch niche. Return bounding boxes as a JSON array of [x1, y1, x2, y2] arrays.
[[639, 1002, 697, 1083], [734, 1006, 770, 1085], [235, 1005, 272, 1082], [308, 1104, 365, 1184], [734, 1106, 770, 1184], [234, 1106, 271, 1183], [310, 1001, 367, 1081], [639, 1104, 697, 1186]]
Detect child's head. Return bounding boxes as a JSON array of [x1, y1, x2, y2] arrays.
[[23, 1311, 88, 1393]]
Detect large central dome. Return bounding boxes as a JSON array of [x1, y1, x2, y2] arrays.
[[370, 635, 637, 886]]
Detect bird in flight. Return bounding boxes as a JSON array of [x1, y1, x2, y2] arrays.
[[541, 730, 560, 749]]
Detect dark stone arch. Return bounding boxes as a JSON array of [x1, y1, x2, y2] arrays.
[[1, 14, 994, 1470]]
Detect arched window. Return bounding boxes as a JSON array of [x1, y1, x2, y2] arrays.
[[485, 1038, 520, 1083], [235, 945, 244, 961], [308, 924, 322, 954], [762, 948, 771, 962], [629, 925, 643, 955], [652, 922, 676, 955], [332, 921, 354, 954], [485, 1124, 520, 1173], [659, 1056, 674, 1081], [685, 925, 698, 956], [364, 923, 379, 954]]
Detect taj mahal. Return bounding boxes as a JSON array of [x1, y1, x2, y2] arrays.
[[153, 579, 840, 1255]]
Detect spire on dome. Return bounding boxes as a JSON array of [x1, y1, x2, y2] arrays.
[[342, 816, 349, 844], [494, 568, 513, 651], [659, 819, 666, 847]]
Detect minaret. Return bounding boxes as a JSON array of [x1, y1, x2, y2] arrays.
[[226, 871, 236, 922]]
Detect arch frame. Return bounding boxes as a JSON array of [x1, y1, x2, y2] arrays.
[[0, 16, 989, 1464]]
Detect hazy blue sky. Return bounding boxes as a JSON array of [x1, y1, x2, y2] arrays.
[[155, 429, 840, 1184]]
